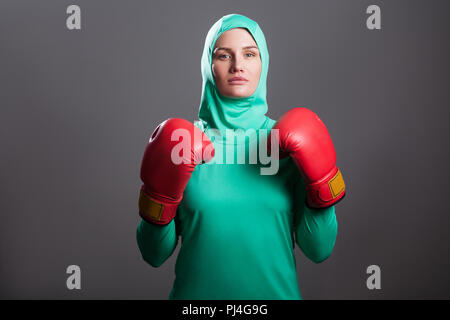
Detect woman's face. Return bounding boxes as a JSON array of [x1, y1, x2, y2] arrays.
[[212, 28, 262, 98]]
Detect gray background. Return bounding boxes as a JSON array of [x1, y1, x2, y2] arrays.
[[1, 0, 449, 299]]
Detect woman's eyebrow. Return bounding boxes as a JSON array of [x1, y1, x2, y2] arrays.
[[215, 46, 259, 51]]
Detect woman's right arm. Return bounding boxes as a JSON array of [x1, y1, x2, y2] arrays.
[[136, 118, 213, 267], [136, 218, 179, 268]]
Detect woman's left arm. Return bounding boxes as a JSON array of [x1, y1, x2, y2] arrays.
[[292, 177, 338, 263]]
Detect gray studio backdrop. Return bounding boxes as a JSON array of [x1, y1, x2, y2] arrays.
[[1, 0, 449, 299]]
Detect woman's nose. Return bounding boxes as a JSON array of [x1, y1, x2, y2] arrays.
[[230, 57, 244, 73]]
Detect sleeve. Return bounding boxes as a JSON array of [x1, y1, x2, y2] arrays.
[[292, 174, 338, 263], [136, 216, 179, 268]]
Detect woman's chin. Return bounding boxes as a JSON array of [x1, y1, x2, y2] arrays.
[[222, 89, 253, 99]]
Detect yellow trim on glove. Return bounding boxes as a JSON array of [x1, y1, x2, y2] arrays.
[[139, 189, 164, 221], [329, 169, 345, 199]]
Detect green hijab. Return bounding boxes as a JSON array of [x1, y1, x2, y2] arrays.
[[197, 14, 272, 140]]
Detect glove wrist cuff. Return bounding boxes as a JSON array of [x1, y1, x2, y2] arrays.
[[306, 167, 346, 209], [138, 186, 178, 225]]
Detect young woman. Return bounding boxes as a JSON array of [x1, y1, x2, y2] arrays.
[[136, 13, 345, 300]]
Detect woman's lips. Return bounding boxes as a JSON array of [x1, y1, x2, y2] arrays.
[[228, 77, 248, 85]]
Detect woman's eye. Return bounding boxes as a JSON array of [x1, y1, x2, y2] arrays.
[[246, 52, 256, 57], [219, 54, 230, 59]]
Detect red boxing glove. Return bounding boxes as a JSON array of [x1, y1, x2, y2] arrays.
[[269, 108, 346, 209], [138, 118, 215, 225]]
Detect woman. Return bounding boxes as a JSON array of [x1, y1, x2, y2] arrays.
[[136, 13, 345, 300]]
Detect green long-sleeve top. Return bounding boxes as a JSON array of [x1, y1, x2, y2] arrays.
[[136, 118, 338, 300]]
